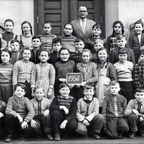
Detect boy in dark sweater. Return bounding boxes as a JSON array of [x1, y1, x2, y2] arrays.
[[50, 83, 77, 141]]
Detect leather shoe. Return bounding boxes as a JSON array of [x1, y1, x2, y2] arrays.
[[54, 132, 60, 141], [129, 132, 135, 139], [93, 133, 100, 139], [5, 135, 11, 142], [47, 134, 53, 140]]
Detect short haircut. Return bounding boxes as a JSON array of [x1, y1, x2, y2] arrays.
[[14, 83, 26, 92], [4, 19, 14, 26], [82, 49, 92, 59], [43, 22, 51, 27], [32, 36, 41, 41], [38, 49, 49, 56], [135, 88, 144, 93], [52, 37, 62, 45], [59, 83, 70, 90], [116, 34, 127, 41], [34, 86, 44, 93], [58, 47, 70, 57], [134, 20, 144, 28], [94, 38, 104, 44], [75, 38, 85, 44], [21, 47, 31, 55], [1, 49, 11, 58], [92, 23, 101, 30], [83, 84, 95, 91], [64, 23, 73, 29], [110, 81, 120, 87], [118, 48, 127, 55], [10, 39, 20, 45]]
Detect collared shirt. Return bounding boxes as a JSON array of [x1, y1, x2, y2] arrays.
[[138, 33, 142, 46], [80, 18, 86, 32]]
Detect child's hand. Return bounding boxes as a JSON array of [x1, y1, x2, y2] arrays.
[[139, 116, 144, 122], [0, 112, 4, 118], [60, 120, 68, 129], [59, 78, 67, 82], [132, 109, 139, 116], [43, 109, 49, 117], [21, 121, 28, 129], [81, 82, 86, 86], [30, 119, 37, 128], [31, 88, 35, 98], [67, 84, 74, 89], [83, 119, 89, 126], [17, 114, 23, 123], [47, 89, 53, 98], [60, 106, 69, 115]]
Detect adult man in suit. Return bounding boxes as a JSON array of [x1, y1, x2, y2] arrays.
[[71, 6, 96, 41]]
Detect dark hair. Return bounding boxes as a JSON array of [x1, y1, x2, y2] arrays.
[[75, 38, 85, 44], [52, 37, 62, 45], [58, 47, 70, 57], [10, 39, 20, 45], [118, 48, 127, 55], [4, 19, 14, 26], [97, 47, 108, 63], [112, 20, 124, 35], [21, 21, 33, 35], [14, 83, 26, 92], [83, 84, 95, 91], [43, 22, 51, 27], [134, 20, 144, 28], [21, 47, 31, 55], [59, 83, 70, 89], [32, 36, 41, 41], [38, 49, 49, 56], [64, 23, 73, 29], [92, 23, 101, 30], [110, 80, 120, 87], [135, 88, 144, 93], [1, 49, 11, 58]]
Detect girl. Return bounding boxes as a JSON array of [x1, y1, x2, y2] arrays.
[[110, 34, 135, 64], [0, 49, 13, 103], [34, 49, 55, 102], [54, 47, 75, 96], [13, 47, 35, 99], [96, 48, 117, 112], [0, 19, 18, 50], [106, 20, 125, 53], [20, 21, 33, 50], [75, 49, 98, 100]]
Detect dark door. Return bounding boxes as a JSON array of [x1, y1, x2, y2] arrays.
[[34, 0, 105, 37]]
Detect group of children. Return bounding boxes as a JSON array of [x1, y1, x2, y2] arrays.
[[0, 18, 144, 142]]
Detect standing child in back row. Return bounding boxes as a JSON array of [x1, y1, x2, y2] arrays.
[[39, 22, 57, 52]]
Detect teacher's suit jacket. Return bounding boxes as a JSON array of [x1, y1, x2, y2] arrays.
[[71, 18, 96, 39]]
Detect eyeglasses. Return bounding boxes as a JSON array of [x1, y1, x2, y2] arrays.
[[79, 11, 87, 12]]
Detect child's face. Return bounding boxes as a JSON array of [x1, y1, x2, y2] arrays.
[[92, 27, 101, 36], [15, 86, 25, 97], [43, 23, 52, 34], [35, 88, 44, 101], [1, 51, 10, 64], [139, 54, 144, 62], [22, 49, 31, 61], [82, 51, 91, 63], [83, 88, 94, 100], [22, 23, 31, 35], [110, 84, 120, 95], [11, 42, 20, 52], [135, 23, 143, 34], [59, 86, 70, 97], [4, 21, 13, 32], [39, 51, 49, 63], [98, 49, 107, 61], [94, 42, 103, 51], [114, 23, 122, 34], [118, 54, 127, 63], [135, 92, 144, 103], [117, 38, 127, 49], [59, 49, 70, 61], [63, 24, 73, 36], [53, 42, 62, 52], [75, 41, 85, 52], [32, 38, 41, 48]]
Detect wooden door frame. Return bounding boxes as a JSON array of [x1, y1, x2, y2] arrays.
[[34, 0, 105, 37]]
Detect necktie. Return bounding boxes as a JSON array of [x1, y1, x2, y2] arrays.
[[137, 102, 141, 113], [81, 19, 85, 33]]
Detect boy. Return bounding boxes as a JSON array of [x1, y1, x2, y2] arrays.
[[114, 48, 134, 102], [10, 40, 21, 64], [4, 84, 34, 142], [76, 85, 104, 139], [70, 39, 85, 64], [31, 87, 53, 140], [48, 37, 62, 66], [61, 23, 77, 53], [129, 19, 144, 63], [102, 81, 129, 139], [125, 88, 144, 139], [39, 22, 57, 52], [0, 19, 19, 50], [30, 36, 42, 64], [50, 83, 77, 141]]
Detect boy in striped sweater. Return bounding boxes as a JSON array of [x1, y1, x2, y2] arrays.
[[102, 81, 129, 139]]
